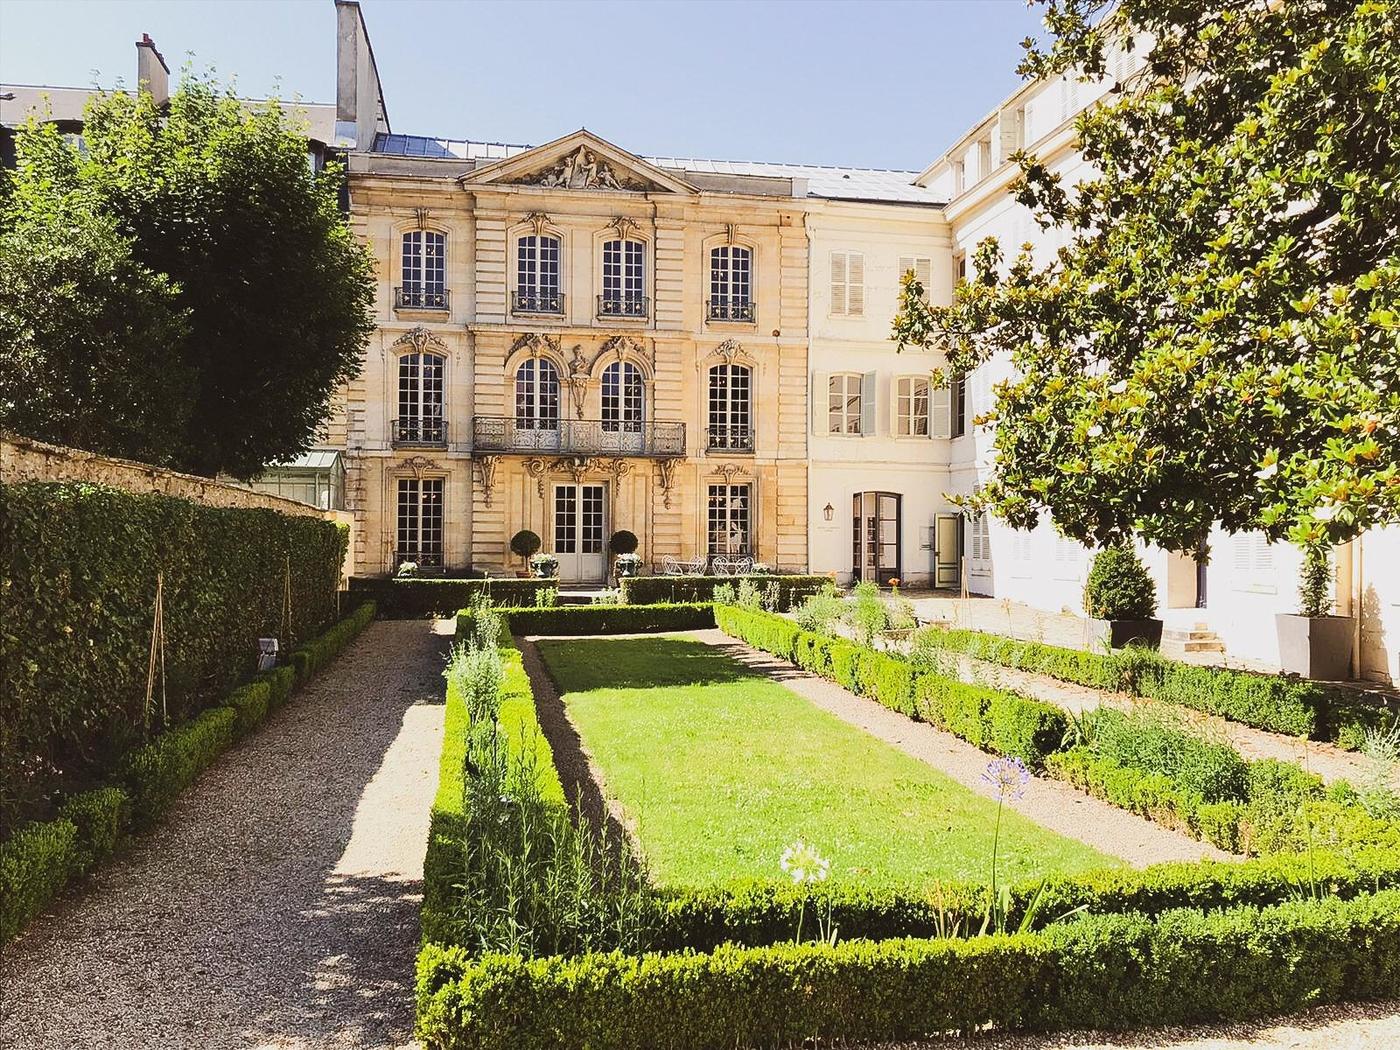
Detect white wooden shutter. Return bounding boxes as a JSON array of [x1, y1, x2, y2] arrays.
[[860, 371, 877, 436], [811, 371, 829, 435], [830, 253, 847, 316], [931, 381, 951, 438], [900, 257, 932, 303], [847, 253, 864, 317]]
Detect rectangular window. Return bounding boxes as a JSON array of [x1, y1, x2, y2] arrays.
[[830, 251, 865, 317], [516, 235, 562, 313], [977, 137, 993, 179], [951, 374, 968, 438], [708, 364, 752, 450], [828, 374, 863, 435], [400, 231, 446, 309], [601, 239, 646, 316], [707, 483, 751, 556], [968, 512, 991, 564], [896, 376, 930, 437], [899, 256, 933, 303], [954, 252, 968, 284], [709, 245, 753, 321], [396, 477, 444, 568]]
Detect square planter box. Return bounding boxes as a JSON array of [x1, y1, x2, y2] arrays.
[[1276, 614, 1355, 680], [1092, 618, 1163, 649]]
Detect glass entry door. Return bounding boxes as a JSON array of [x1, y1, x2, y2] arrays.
[[852, 491, 901, 584], [554, 483, 606, 583]]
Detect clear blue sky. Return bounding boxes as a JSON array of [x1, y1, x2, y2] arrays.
[[0, 0, 1046, 171]]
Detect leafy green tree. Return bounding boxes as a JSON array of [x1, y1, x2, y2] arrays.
[[2, 74, 376, 477], [893, 0, 1400, 556], [0, 124, 193, 463]]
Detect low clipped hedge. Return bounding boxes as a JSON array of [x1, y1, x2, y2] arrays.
[[288, 600, 377, 681], [911, 625, 1399, 748], [0, 601, 374, 947], [619, 574, 830, 611], [455, 602, 715, 642], [416, 889, 1400, 1049], [715, 605, 1065, 768], [348, 576, 556, 618], [421, 640, 565, 946]]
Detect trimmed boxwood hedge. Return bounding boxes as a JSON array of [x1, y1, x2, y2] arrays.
[[715, 605, 1066, 768], [0, 601, 374, 948], [911, 625, 1399, 749], [348, 576, 557, 618], [618, 574, 830, 610], [455, 602, 716, 642], [1, 480, 348, 833], [416, 889, 1400, 1049]]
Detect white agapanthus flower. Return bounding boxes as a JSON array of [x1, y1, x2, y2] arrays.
[[779, 840, 830, 884]]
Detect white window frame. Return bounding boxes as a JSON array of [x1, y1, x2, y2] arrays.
[[708, 245, 753, 320], [707, 363, 752, 450], [895, 376, 930, 437], [830, 251, 865, 317], [516, 234, 562, 313], [707, 483, 751, 556], [828, 373, 864, 435], [899, 256, 933, 304], [396, 351, 446, 442], [400, 230, 447, 309], [601, 238, 646, 315], [396, 476, 444, 568], [515, 357, 561, 430]]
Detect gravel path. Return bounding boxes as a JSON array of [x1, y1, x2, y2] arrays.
[[934, 650, 1383, 787], [0, 619, 451, 1050], [690, 630, 1230, 869]]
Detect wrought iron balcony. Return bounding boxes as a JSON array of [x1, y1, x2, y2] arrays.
[[597, 295, 649, 319], [391, 417, 448, 447], [394, 286, 450, 311], [706, 298, 755, 323], [706, 424, 754, 453], [473, 416, 685, 457], [395, 548, 443, 570], [513, 290, 565, 315]]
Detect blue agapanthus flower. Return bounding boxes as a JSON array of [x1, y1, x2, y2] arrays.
[[981, 755, 1030, 802]]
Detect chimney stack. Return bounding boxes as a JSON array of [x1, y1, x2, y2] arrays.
[[135, 33, 169, 107]]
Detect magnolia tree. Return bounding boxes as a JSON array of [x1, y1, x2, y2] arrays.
[[892, 0, 1400, 561]]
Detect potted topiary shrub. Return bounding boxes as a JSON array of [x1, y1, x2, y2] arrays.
[[510, 529, 541, 577], [529, 552, 559, 579], [1276, 544, 1354, 680], [609, 530, 639, 583], [1083, 544, 1162, 648]]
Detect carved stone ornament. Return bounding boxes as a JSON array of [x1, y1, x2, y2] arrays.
[[601, 457, 633, 480], [510, 332, 561, 359], [595, 334, 653, 372], [517, 145, 648, 191], [608, 215, 641, 241], [524, 458, 548, 498], [656, 458, 677, 509], [414, 206, 431, 230], [566, 344, 590, 419], [400, 455, 440, 477], [392, 326, 448, 354], [710, 462, 750, 484], [477, 456, 499, 507], [550, 456, 593, 484], [522, 211, 552, 237], [710, 338, 745, 364]]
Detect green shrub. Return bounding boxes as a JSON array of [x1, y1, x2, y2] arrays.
[[0, 818, 78, 944], [455, 602, 715, 642], [793, 584, 843, 634], [225, 679, 272, 735], [347, 576, 556, 618], [1299, 544, 1332, 618], [620, 575, 828, 611], [844, 581, 889, 646], [57, 786, 129, 872], [608, 530, 638, 555], [415, 890, 1400, 1049], [0, 480, 347, 835], [510, 529, 542, 563], [258, 665, 296, 710], [1088, 707, 1248, 803], [911, 625, 1331, 740], [117, 707, 238, 828], [1082, 544, 1158, 621]]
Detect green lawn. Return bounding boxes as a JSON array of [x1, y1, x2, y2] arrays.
[[537, 636, 1119, 890]]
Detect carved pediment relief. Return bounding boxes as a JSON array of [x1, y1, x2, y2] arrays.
[[510, 332, 562, 358], [513, 145, 652, 191], [392, 326, 448, 354]]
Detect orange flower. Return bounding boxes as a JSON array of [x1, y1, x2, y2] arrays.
[[888, 577, 901, 587]]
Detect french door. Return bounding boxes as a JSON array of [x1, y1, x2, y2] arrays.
[[853, 491, 901, 585], [553, 483, 606, 583]]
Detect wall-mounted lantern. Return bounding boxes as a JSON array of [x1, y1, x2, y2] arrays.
[[823, 502, 834, 522]]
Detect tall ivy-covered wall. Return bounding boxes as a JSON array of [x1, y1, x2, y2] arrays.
[[0, 481, 348, 834]]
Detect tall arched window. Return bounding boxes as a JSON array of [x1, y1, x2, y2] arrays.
[[516, 235, 562, 313], [515, 358, 560, 430], [600, 239, 646, 317], [708, 245, 753, 321], [601, 362, 645, 433], [396, 352, 446, 444], [399, 231, 447, 309], [707, 364, 752, 451]]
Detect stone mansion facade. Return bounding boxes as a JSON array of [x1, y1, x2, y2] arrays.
[[4, 1, 1394, 680]]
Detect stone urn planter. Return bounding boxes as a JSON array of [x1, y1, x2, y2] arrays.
[[1275, 614, 1354, 680]]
